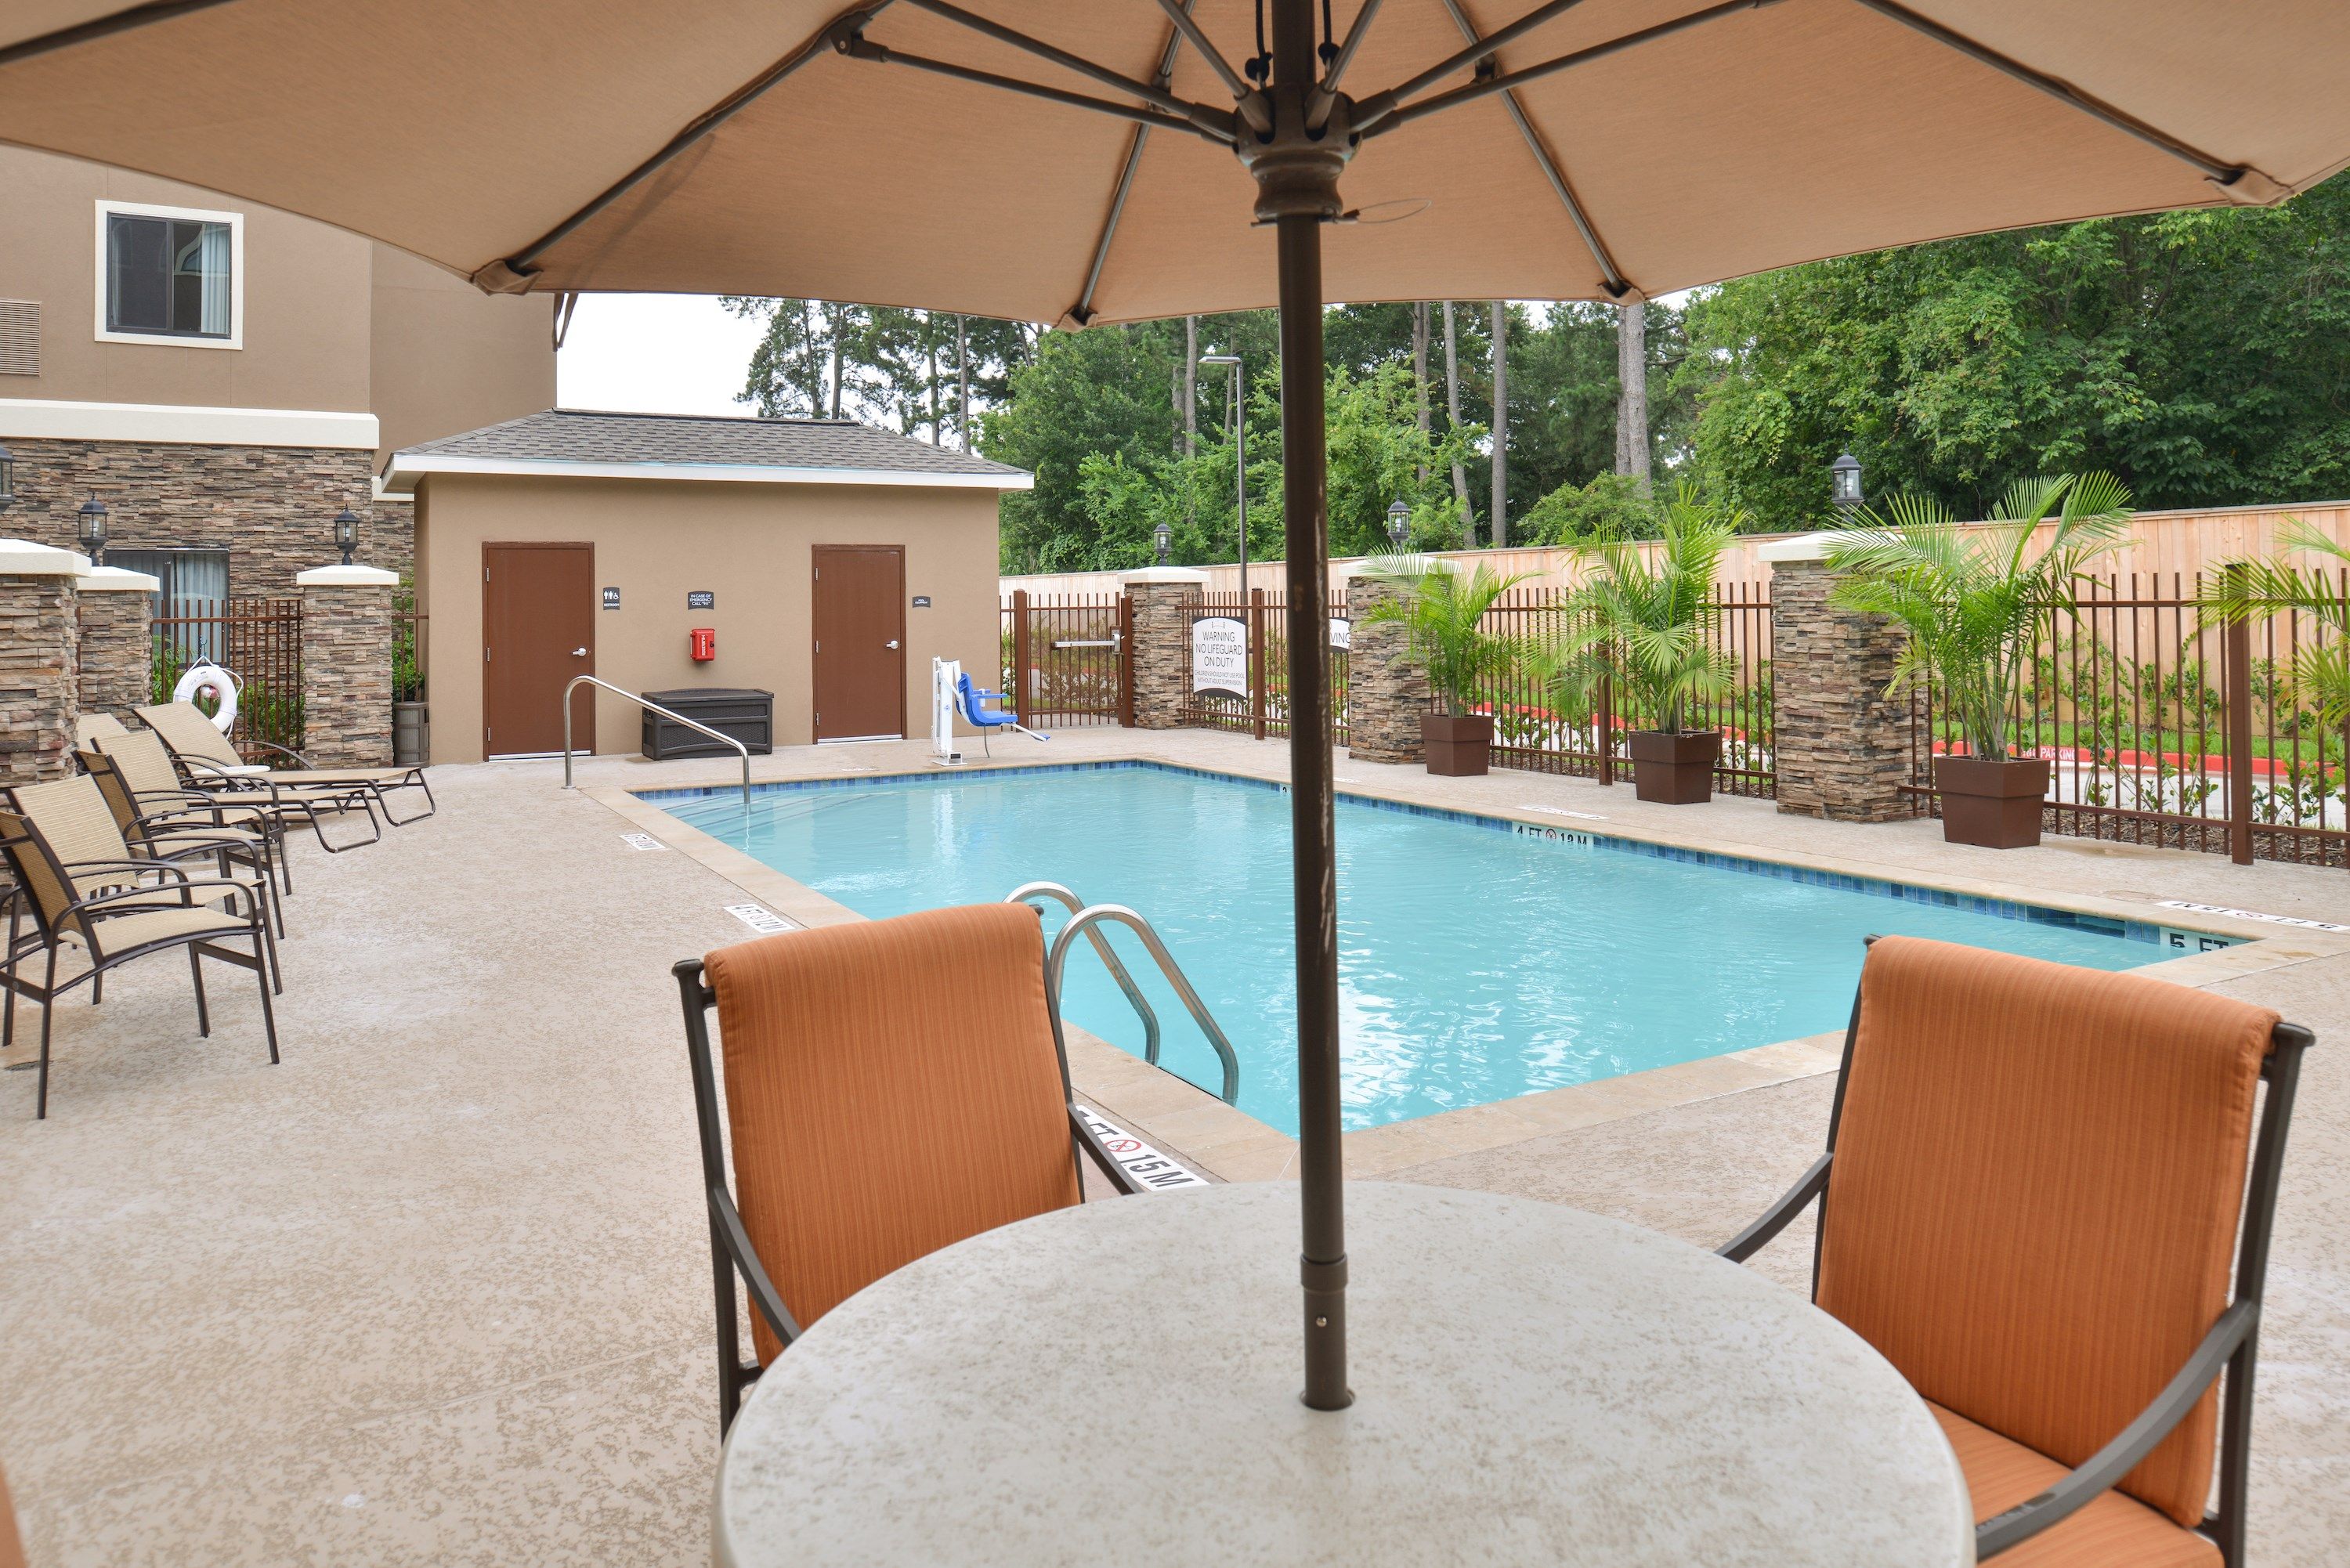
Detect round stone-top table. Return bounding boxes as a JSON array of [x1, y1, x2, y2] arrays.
[[714, 1181, 1972, 1567]]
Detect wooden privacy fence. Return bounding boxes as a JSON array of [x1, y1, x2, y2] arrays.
[[1003, 591, 1127, 728], [1176, 589, 1353, 747], [1904, 571, 2349, 869], [151, 596, 305, 761]]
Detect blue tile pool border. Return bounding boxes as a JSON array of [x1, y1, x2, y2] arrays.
[[636, 759, 2194, 947]]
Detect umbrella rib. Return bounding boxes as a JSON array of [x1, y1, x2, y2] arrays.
[[842, 38, 1235, 144], [1371, 0, 1590, 111], [1304, 0, 1386, 125], [0, 0, 240, 70], [1072, 11, 1195, 326], [1148, 0, 1272, 132], [498, 1, 898, 282], [1847, 0, 2251, 187], [1432, 0, 1634, 299], [899, 0, 1224, 128], [1359, 0, 1782, 135]]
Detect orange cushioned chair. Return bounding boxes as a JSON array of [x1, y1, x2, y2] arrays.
[[674, 902, 1144, 1433], [1721, 935, 2311, 1566]]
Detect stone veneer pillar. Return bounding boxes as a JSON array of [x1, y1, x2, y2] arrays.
[[75, 564, 160, 721], [0, 538, 84, 786], [1120, 566, 1208, 730], [1344, 568, 1430, 764], [1763, 535, 1909, 822], [298, 563, 400, 767]]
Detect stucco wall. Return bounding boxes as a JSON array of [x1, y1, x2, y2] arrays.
[[0, 145, 373, 413], [414, 473, 1003, 763], [367, 245, 554, 466]]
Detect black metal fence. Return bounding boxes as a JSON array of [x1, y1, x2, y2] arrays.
[[151, 597, 305, 761]]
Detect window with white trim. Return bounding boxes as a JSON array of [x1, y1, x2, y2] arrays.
[[96, 202, 242, 348]]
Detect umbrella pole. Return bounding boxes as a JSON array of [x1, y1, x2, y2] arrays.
[[1260, 0, 1350, 1414], [1277, 208, 1350, 1412]]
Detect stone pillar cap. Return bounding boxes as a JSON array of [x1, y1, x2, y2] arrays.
[[0, 537, 89, 576], [1755, 532, 1853, 564], [77, 564, 161, 591], [295, 563, 400, 587], [1115, 565, 1210, 586]]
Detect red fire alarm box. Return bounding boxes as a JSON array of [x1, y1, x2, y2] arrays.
[[689, 627, 716, 662]]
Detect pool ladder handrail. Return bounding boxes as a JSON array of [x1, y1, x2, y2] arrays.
[[1005, 882, 1241, 1107], [561, 674, 751, 809]]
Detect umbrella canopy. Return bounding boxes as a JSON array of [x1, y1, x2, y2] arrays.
[[3, 2, 2346, 320], [9, 0, 2345, 1413]]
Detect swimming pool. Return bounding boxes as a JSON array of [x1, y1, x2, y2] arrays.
[[658, 762, 2181, 1136]]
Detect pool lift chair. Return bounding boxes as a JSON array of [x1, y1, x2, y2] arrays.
[[953, 668, 1048, 757]]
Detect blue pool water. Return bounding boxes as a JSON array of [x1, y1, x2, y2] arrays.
[[660, 763, 2169, 1136]]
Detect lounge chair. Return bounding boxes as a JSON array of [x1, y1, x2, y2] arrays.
[[1722, 935, 2312, 1566], [75, 711, 131, 750], [133, 700, 434, 825], [79, 747, 287, 940], [1, 776, 279, 1118], [99, 727, 381, 858], [672, 902, 1142, 1433]]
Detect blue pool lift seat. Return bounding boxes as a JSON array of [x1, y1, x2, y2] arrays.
[[956, 672, 1049, 756]]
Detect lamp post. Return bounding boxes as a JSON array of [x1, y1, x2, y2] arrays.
[[1153, 518, 1170, 567], [76, 494, 108, 565], [1830, 451, 1864, 516], [0, 442, 16, 514], [334, 507, 362, 566], [1386, 497, 1410, 551], [1199, 352, 1246, 589]]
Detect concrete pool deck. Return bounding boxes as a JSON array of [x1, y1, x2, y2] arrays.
[[1, 725, 2345, 1563]]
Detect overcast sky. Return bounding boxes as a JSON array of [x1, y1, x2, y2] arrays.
[[554, 293, 1690, 420]]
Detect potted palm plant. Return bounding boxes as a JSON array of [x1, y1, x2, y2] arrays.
[[1826, 472, 2131, 847], [1547, 484, 1738, 804], [1360, 558, 1529, 775]]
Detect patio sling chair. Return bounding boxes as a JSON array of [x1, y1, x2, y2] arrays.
[[1719, 935, 2312, 1568], [1, 776, 280, 1119], [133, 699, 434, 826], [103, 724, 381, 858], [78, 747, 287, 941], [671, 901, 1144, 1433]]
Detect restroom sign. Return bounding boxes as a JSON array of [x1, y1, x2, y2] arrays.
[[1191, 616, 1247, 699]]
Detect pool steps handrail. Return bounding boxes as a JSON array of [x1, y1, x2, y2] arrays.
[[1031, 894, 1242, 1107], [1005, 883, 1164, 1068], [561, 675, 751, 808]]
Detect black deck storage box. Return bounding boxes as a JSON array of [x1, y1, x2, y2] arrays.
[[641, 688, 774, 760]]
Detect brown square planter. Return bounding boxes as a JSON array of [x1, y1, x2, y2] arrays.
[[1421, 712, 1495, 776], [1934, 755, 2050, 847], [1627, 729, 1722, 804]]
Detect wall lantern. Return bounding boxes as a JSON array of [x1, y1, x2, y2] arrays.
[[334, 507, 362, 566], [0, 442, 16, 514], [76, 493, 108, 564], [1386, 497, 1411, 549], [1829, 451, 1864, 511], [1153, 518, 1170, 566]]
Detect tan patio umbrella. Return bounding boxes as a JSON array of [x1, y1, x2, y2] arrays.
[[9, 0, 2346, 1411]]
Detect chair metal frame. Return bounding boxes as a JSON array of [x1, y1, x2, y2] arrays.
[[1720, 959, 2312, 1566], [78, 748, 288, 942], [0, 811, 280, 1120], [672, 941, 1144, 1434], [136, 700, 436, 826]]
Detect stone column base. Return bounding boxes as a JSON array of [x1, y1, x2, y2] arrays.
[[1345, 572, 1430, 764], [1121, 568, 1208, 730], [298, 564, 399, 768], [1765, 547, 1910, 822]]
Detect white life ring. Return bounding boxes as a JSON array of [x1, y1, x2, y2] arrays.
[[173, 663, 240, 734]]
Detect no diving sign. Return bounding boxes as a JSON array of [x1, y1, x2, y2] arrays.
[[1078, 1108, 1209, 1190]]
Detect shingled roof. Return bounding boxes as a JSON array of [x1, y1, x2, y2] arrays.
[[382, 408, 1029, 493]]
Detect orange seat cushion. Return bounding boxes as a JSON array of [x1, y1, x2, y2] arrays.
[[1817, 936, 2276, 1526], [1932, 1403, 2219, 1567], [704, 903, 1082, 1362]]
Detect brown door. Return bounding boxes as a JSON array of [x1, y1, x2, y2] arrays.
[[812, 545, 906, 741], [483, 542, 595, 757]]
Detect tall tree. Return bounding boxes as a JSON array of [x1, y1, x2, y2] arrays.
[[1184, 316, 1198, 456], [1412, 302, 1432, 483], [1679, 172, 2350, 527], [1615, 299, 1651, 491], [956, 316, 971, 450], [1491, 300, 1509, 547], [1442, 301, 1473, 545]]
